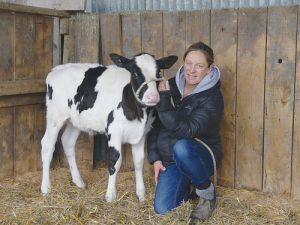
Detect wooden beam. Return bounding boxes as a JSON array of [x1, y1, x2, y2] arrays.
[[0, 80, 46, 96], [0, 2, 71, 18], [1, 0, 86, 11], [0, 93, 45, 108]]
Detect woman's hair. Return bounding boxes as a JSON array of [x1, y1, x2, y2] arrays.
[[183, 41, 214, 67]]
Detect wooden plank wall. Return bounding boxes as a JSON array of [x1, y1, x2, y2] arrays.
[[0, 11, 53, 178], [1, 5, 300, 201], [98, 6, 300, 200]]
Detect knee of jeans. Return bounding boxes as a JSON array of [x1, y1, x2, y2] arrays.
[[173, 139, 189, 161], [154, 203, 169, 215]]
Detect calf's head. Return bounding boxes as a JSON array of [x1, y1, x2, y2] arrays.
[[110, 53, 178, 106]]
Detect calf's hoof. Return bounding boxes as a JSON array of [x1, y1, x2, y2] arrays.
[[72, 179, 86, 189], [105, 189, 116, 202], [41, 182, 51, 195], [136, 189, 146, 202]]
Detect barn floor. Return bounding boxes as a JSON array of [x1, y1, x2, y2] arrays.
[[0, 166, 299, 224]]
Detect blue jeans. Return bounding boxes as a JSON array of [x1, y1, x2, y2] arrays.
[[153, 139, 214, 214]]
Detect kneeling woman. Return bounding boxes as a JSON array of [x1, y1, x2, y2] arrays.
[[147, 41, 224, 223]]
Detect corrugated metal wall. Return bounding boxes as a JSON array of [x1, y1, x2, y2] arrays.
[[86, 0, 300, 13]]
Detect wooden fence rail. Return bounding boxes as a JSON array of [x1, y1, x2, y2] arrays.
[[0, 5, 299, 200]]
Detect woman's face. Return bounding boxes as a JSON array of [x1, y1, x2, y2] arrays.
[[184, 51, 213, 88]]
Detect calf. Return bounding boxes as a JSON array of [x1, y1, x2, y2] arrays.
[[41, 53, 178, 202]]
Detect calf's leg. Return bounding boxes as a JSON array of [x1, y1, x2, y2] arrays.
[[132, 136, 146, 201], [61, 122, 85, 189], [41, 122, 64, 194], [105, 140, 122, 202]]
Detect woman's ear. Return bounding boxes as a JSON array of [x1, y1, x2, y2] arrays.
[[207, 64, 213, 74]]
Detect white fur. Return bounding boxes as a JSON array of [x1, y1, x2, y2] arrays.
[[41, 59, 158, 202]]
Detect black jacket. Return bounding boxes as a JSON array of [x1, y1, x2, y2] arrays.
[[147, 77, 224, 168]]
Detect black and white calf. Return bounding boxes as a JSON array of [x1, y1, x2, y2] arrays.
[[41, 53, 178, 202]]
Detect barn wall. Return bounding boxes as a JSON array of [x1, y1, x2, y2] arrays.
[[93, 6, 300, 200], [1, 4, 300, 201]]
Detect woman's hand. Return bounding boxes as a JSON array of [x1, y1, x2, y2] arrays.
[[158, 80, 170, 91], [153, 160, 166, 184]]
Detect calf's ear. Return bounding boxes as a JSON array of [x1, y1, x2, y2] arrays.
[[109, 53, 132, 70], [157, 55, 178, 70]]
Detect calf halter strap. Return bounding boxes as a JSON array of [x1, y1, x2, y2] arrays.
[[133, 75, 166, 99]]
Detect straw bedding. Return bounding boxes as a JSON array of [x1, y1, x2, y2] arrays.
[[0, 163, 299, 224]]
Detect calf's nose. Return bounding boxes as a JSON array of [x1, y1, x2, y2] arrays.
[[146, 93, 159, 103]]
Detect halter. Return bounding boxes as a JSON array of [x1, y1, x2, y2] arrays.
[[133, 75, 166, 100]]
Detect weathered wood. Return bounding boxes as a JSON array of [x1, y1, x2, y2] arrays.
[[0, 108, 14, 180], [60, 18, 69, 35], [122, 12, 141, 59], [235, 7, 267, 191], [0, 93, 45, 108], [34, 104, 46, 171], [53, 17, 60, 67], [292, 5, 300, 201], [141, 11, 163, 174], [62, 14, 76, 63], [76, 12, 100, 63], [264, 6, 297, 195], [0, 2, 71, 17], [211, 8, 238, 187], [1, 0, 86, 11], [0, 11, 14, 81], [185, 10, 210, 49], [120, 12, 143, 172], [0, 80, 46, 96], [75, 133, 94, 171], [15, 13, 35, 80], [163, 11, 186, 79], [141, 11, 163, 59], [35, 16, 53, 79], [14, 105, 36, 175], [100, 13, 122, 65]]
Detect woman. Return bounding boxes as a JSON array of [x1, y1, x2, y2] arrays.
[[147, 41, 224, 223]]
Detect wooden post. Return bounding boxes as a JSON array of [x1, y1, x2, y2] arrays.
[[211, 8, 238, 187], [235, 7, 267, 191], [163, 11, 186, 79], [292, 5, 300, 200], [264, 6, 297, 195]]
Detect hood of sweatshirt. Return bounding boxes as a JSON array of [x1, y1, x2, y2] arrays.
[[175, 64, 220, 97]]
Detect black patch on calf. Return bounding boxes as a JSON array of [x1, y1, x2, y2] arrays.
[[105, 110, 114, 142], [117, 102, 122, 109], [106, 110, 114, 132], [68, 99, 73, 108], [108, 146, 120, 175], [74, 66, 107, 113], [131, 62, 146, 100], [122, 83, 144, 121], [47, 84, 53, 100]]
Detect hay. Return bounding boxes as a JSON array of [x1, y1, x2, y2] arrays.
[[0, 165, 299, 225]]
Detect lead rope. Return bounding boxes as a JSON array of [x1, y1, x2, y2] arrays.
[[194, 138, 217, 186], [137, 76, 218, 186], [134, 76, 166, 99]]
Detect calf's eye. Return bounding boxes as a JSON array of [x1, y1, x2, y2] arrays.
[[133, 72, 139, 79]]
